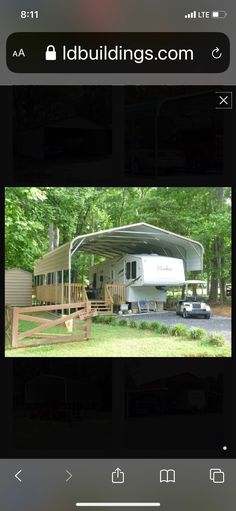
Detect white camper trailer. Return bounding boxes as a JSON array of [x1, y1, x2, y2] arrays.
[[89, 254, 185, 310]]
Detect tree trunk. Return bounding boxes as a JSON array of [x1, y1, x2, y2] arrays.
[[209, 237, 219, 302], [219, 277, 226, 303], [209, 276, 218, 302]]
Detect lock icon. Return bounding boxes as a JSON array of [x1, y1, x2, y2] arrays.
[[45, 45, 57, 61]]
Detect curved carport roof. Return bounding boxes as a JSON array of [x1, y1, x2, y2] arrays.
[[34, 223, 204, 276]]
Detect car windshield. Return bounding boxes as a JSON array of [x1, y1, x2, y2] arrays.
[[184, 295, 206, 302]]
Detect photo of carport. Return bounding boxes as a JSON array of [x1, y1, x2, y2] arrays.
[[34, 222, 204, 314]]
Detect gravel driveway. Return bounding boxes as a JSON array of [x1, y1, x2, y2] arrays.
[[123, 311, 231, 341]]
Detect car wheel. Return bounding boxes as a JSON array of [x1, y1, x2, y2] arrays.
[[205, 314, 210, 319], [183, 310, 188, 319]]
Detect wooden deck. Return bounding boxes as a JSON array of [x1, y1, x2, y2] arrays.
[[35, 283, 125, 314], [36, 283, 87, 304]]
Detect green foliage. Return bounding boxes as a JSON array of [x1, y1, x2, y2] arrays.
[[149, 321, 161, 331], [118, 318, 128, 327], [5, 322, 231, 358], [92, 315, 117, 326], [139, 320, 149, 330], [92, 316, 100, 323], [92, 315, 106, 324], [129, 320, 138, 328], [188, 327, 206, 339], [202, 332, 226, 347], [158, 324, 171, 335], [103, 316, 117, 326], [5, 187, 48, 270], [170, 324, 189, 337]]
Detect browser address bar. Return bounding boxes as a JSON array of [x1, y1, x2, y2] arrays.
[[7, 32, 230, 73]]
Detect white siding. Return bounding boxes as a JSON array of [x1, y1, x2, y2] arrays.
[[5, 269, 32, 306]]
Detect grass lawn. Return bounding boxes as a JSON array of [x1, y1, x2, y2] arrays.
[[5, 320, 231, 358]]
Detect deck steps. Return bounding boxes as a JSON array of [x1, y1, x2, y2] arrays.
[[90, 300, 113, 314]]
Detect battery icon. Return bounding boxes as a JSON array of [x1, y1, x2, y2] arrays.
[[211, 10, 227, 19]]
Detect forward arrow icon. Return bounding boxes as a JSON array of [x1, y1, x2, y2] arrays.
[[66, 470, 72, 483]]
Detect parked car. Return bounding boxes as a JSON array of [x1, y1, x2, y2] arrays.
[[176, 297, 211, 319], [176, 280, 211, 319]]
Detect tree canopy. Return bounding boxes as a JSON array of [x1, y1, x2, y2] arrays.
[[5, 187, 231, 302]]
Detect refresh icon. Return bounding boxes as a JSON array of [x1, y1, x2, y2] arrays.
[[212, 47, 223, 59]]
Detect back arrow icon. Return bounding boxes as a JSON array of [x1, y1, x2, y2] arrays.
[[15, 470, 22, 483], [66, 470, 72, 483]]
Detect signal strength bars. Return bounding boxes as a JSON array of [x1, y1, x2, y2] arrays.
[[185, 11, 197, 18]]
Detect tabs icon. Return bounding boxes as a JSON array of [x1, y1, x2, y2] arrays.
[[210, 468, 225, 484]]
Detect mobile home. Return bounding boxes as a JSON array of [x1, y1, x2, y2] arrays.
[[89, 254, 185, 309]]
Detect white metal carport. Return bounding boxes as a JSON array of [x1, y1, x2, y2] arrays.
[[34, 223, 204, 305]]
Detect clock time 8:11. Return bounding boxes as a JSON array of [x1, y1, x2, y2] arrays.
[[21, 11, 39, 19]]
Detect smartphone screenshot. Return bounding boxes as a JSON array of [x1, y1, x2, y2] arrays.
[[1, 1, 235, 510]]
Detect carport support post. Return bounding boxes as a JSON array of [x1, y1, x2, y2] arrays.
[[55, 271, 58, 304], [68, 245, 72, 313], [68, 268, 71, 314], [61, 270, 64, 315]]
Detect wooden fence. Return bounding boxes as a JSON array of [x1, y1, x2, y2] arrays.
[[5, 302, 97, 349]]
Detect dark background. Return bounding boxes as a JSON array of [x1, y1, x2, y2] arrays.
[[8, 85, 234, 184], [0, 359, 234, 458], [1, 84, 234, 459]]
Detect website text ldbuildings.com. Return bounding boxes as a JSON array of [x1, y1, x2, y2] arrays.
[[61, 45, 194, 63]]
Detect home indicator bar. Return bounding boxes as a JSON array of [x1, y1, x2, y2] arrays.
[[76, 504, 161, 508]]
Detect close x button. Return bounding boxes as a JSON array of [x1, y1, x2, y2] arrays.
[[215, 91, 233, 109]]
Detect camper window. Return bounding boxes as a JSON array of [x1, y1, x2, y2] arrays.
[[126, 262, 131, 279], [132, 261, 137, 279]]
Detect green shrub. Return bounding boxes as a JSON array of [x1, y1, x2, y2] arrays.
[[103, 316, 116, 325], [129, 320, 138, 328], [97, 316, 107, 324], [150, 321, 161, 331], [110, 317, 118, 326], [202, 332, 225, 347], [139, 320, 149, 330], [158, 323, 171, 335], [92, 316, 106, 324], [170, 323, 189, 337], [188, 327, 206, 339], [118, 318, 128, 327]]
